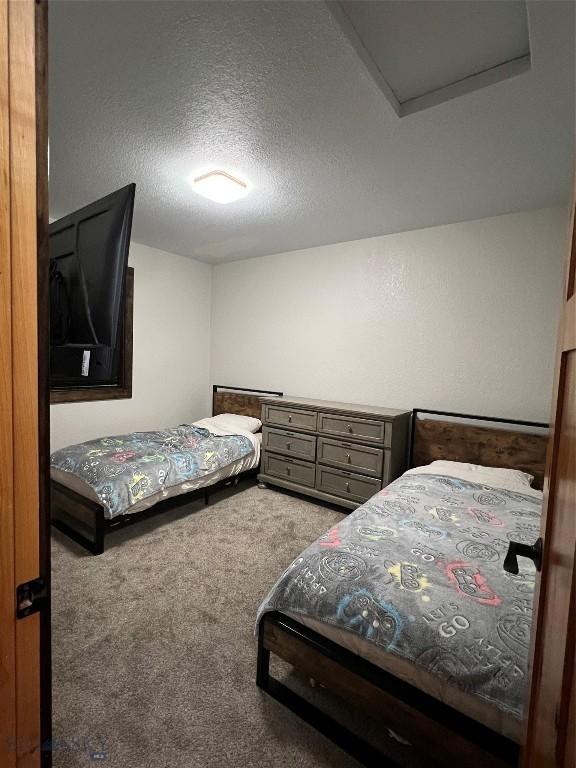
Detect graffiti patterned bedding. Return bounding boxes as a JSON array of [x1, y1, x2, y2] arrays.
[[51, 423, 256, 519], [257, 465, 542, 724]]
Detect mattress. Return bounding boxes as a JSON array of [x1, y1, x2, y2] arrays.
[[51, 418, 261, 518], [257, 462, 542, 740]]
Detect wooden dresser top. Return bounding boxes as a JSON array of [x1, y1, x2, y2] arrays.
[[261, 396, 410, 420]]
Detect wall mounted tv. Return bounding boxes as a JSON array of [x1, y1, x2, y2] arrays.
[[49, 184, 135, 388]]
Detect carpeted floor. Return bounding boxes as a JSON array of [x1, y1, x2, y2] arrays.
[[51, 479, 363, 768]]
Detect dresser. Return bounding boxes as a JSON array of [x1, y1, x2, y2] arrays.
[[257, 396, 411, 510]]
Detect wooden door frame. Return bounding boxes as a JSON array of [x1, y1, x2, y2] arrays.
[[36, 0, 51, 764], [0, 1, 50, 766], [522, 181, 576, 765]]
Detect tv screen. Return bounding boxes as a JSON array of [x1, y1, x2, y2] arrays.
[[49, 184, 135, 388]]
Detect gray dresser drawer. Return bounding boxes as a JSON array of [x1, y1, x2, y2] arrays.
[[317, 438, 385, 478], [262, 427, 316, 461], [262, 452, 316, 488], [258, 396, 409, 510], [316, 466, 381, 503], [317, 412, 390, 446], [263, 404, 317, 432]]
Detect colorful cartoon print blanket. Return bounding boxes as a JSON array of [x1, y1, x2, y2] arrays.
[[51, 425, 254, 519], [257, 472, 542, 718]]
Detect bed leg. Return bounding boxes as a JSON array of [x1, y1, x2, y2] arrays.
[[93, 509, 105, 556], [256, 620, 270, 690], [258, 481, 267, 489], [204, 489, 210, 506]]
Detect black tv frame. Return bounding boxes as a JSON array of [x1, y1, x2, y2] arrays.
[[49, 183, 135, 389]]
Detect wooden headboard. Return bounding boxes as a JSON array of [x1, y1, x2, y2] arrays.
[[212, 385, 283, 421], [410, 409, 549, 490]]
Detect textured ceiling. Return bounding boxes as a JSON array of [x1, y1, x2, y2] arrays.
[[48, 1, 575, 263]]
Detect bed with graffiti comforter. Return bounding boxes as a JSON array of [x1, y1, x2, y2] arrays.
[[51, 425, 254, 519], [257, 468, 542, 720]]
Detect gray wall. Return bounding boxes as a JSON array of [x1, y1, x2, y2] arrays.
[[51, 242, 212, 450], [211, 207, 567, 422]]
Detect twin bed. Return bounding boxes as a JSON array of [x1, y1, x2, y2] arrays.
[[50, 385, 282, 554], [256, 410, 548, 767], [51, 399, 548, 766]]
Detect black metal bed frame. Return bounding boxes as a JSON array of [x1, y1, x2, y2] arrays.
[[51, 472, 250, 556], [51, 482, 107, 555], [257, 612, 520, 767], [408, 408, 549, 468], [256, 408, 550, 768], [212, 383, 284, 396], [51, 385, 282, 554]]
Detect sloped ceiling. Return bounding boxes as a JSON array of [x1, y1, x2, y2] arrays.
[[48, 0, 575, 263]]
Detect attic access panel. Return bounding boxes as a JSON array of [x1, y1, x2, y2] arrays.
[[329, 0, 531, 117]]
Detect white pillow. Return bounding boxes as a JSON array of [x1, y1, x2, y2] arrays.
[[426, 460, 534, 488], [211, 413, 262, 434]]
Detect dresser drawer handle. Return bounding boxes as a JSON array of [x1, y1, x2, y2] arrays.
[[346, 453, 351, 463], [286, 442, 291, 450], [286, 467, 291, 476], [345, 481, 350, 492], [347, 424, 353, 433], [288, 415, 292, 423]]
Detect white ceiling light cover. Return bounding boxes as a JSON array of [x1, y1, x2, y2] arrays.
[[191, 170, 249, 204]]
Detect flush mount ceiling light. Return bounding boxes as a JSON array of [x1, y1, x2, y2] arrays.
[[191, 169, 249, 204]]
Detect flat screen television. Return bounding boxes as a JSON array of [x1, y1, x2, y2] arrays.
[[49, 183, 135, 388]]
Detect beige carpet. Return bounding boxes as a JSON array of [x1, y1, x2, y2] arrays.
[[51, 479, 368, 768]]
